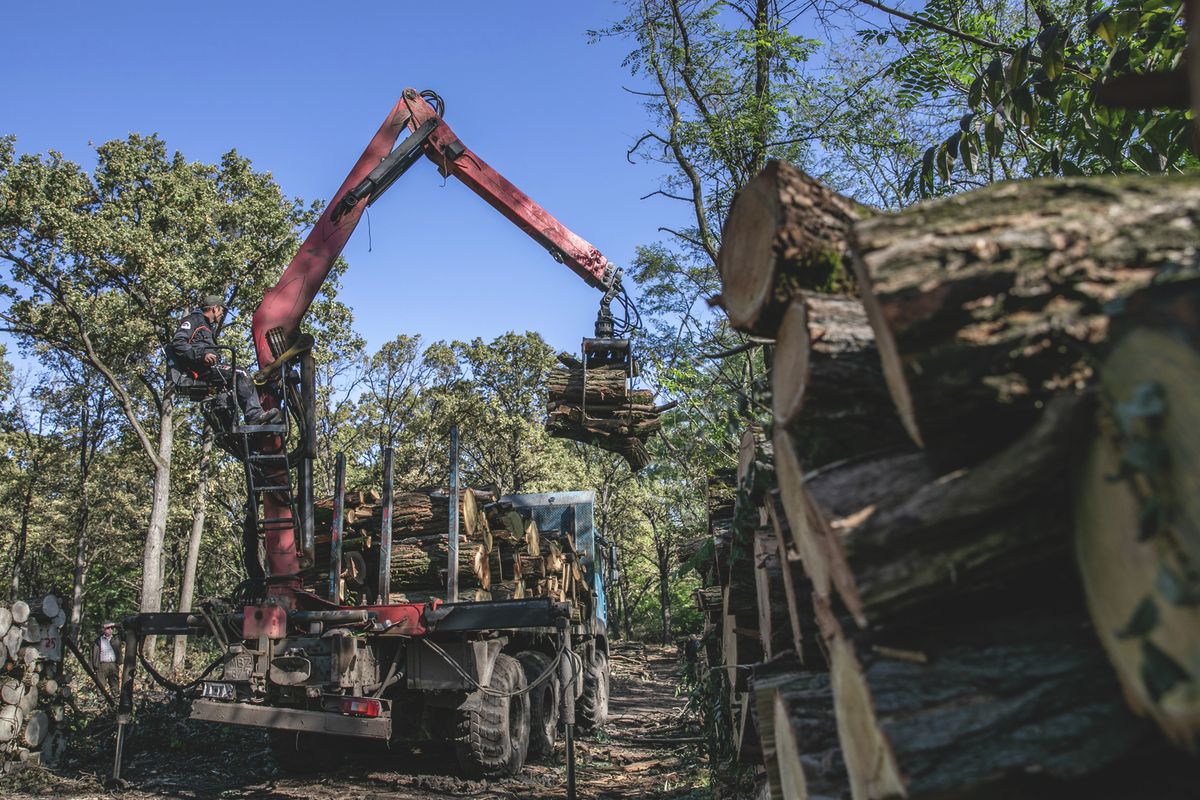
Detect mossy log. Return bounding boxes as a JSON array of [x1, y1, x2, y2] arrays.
[[718, 160, 863, 335], [388, 537, 485, 591]]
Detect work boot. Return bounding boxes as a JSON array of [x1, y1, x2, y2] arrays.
[[246, 408, 283, 426]]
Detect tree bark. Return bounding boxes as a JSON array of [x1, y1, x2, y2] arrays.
[[782, 392, 1091, 629], [753, 530, 799, 661], [68, 402, 92, 646], [173, 427, 213, 677], [751, 657, 847, 800], [620, 565, 635, 641], [846, 174, 1200, 463], [140, 393, 174, 661], [10, 454, 37, 603], [546, 365, 650, 404], [718, 160, 863, 335], [771, 294, 908, 468], [826, 610, 1159, 800]]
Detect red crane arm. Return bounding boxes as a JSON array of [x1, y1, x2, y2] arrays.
[[401, 90, 612, 291], [252, 88, 611, 371], [250, 96, 411, 370], [249, 89, 616, 586]]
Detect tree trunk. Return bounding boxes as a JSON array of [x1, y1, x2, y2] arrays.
[[173, 427, 213, 676], [140, 393, 174, 661], [657, 545, 673, 644], [620, 566, 635, 642], [771, 294, 908, 468], [10, 455, 36, 603], [68, 404, 91, 646], [751, 657, 847, 800], [778, 391, 1091, 629]]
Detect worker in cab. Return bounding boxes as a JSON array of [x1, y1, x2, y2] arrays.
[[168, 294, 282, 426]]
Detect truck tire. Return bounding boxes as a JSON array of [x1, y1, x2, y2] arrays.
[[575, 647, 609, 734], [516, 650, 559, 760], [451, 653, 530, 778], [268, 730, 339, 773]]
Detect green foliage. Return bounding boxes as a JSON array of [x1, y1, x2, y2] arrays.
[[878, 0, 1198, 196]]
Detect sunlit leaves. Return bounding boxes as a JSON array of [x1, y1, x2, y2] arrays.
[[894, 0, 1195, 197]]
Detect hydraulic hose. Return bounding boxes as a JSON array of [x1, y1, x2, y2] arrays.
[[135, 641, 226, 700]]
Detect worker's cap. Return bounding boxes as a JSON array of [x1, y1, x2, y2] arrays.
[[101, 621, 116, 628], [200, 293, 227, 310]]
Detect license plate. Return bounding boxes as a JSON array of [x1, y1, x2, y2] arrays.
[[223, 653, 254, 682], [200, 681, 235, 701]]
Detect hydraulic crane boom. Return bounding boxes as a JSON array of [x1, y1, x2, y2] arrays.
[[249, 88, 628, 591], [252, 88, 615, 367]]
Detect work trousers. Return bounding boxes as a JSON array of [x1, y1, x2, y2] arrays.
[[206, 364, 267, 420], [97, 661, 119, 698]]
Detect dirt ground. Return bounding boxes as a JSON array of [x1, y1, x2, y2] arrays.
[[3, 642, 707, 800]]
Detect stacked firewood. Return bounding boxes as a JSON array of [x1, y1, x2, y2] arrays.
[[691, 162, 1200, 798], [545, 352, 669, 471], [310, 488, 588, 612], [0, 595, 69, 772]]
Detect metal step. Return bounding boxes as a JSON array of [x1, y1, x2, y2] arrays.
[[251, 485, 292, 493], [248, 452, 290, 461], [234, 424, 287, 434]]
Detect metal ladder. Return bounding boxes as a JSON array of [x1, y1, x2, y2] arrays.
[[236, 422, 299, 553]]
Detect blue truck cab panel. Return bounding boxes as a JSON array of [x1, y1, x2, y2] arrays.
[[503, 491, 606, 631]]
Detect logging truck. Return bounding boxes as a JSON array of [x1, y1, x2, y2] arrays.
[[112, 88, 637, 781]]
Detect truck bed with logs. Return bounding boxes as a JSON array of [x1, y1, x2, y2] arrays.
[[121, 488, 611, 779]]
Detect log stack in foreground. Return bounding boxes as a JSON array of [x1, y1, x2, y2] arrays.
[[0, 595, 68, 772], [689, 163, 1200, 799]]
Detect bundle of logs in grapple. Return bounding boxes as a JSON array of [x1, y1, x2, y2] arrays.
[[0, 595, 69, 773], [683, 161, 1200, 799], [545, 352, 672, 471], [310, 488, 589, 616]]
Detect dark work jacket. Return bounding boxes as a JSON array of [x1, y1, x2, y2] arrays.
[[167, 310, 217, 377], [91, 635, 124, 670]]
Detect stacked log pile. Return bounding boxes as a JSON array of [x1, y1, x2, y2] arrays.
[[309, 488, 588, 611], [0, 595, 69, 772], [546, 352, 669, 471], [690, 162, 1200, 799]]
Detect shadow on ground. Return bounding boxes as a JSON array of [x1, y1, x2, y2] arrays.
[[1, 643, 707, 800]]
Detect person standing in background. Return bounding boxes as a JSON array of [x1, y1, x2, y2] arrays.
[[90, 621, 122, 698]]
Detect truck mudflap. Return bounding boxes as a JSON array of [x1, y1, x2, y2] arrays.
[[190, 699, 390, 740]]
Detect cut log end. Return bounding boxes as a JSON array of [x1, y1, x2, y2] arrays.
[[772, 298, 811, 427], [719, 161, 862, 336], [1075, 326, 1200, 750]]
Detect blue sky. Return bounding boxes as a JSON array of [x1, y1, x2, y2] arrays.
[[3, 1, 678, 357]]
